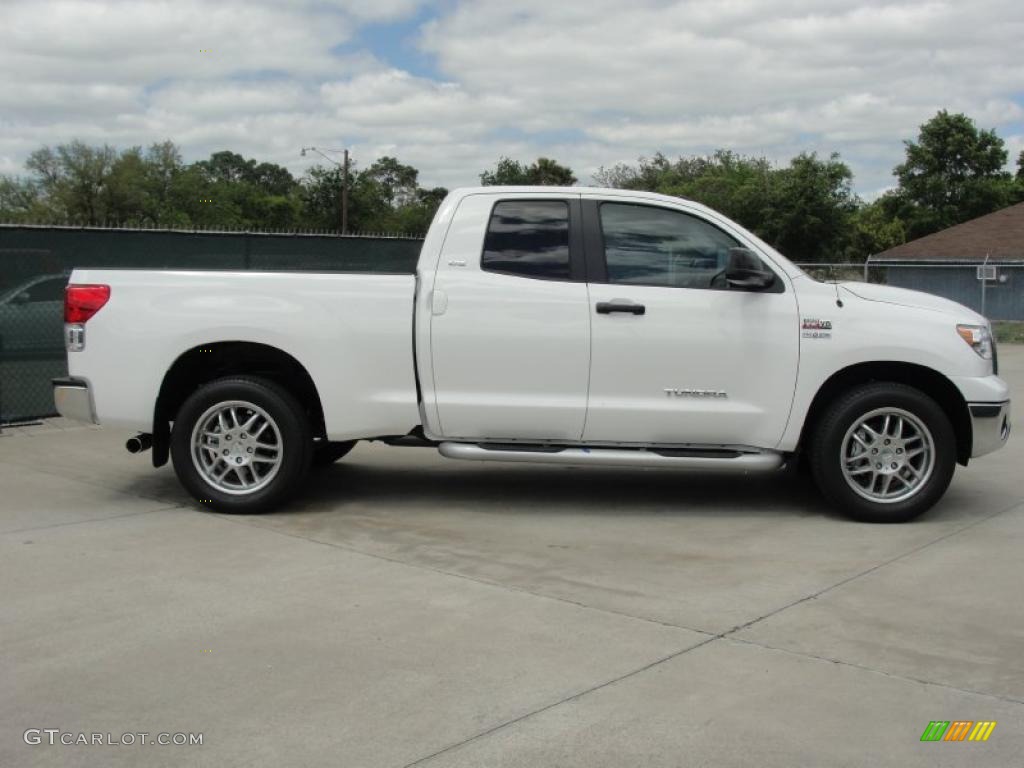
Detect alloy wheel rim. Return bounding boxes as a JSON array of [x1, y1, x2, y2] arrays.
[[840, 407, 935, 504], [190, 400, 282, 495]]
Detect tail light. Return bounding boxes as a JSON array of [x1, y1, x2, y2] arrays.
[[64, 284, 110, 352], [65, 284, 110, 323]]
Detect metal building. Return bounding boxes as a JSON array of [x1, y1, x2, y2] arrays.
[[870, 202, 1024, 321]]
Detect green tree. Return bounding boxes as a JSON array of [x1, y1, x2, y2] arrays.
[[361, 156, 420, 208], [249, 162, 296, 197], [594, 152, 678, 191], [480, 157, 529, 185], [25, 141, 119, 224], [759, 152, 859, 263], [190, 150, 301, 229], [143, 141, 187, 226], [480, 157, 576, 186], [391, 186, 449, 234], [102, 146, 150, 224], [652, 151, 776, 229], [0, 176, 48, 222], [299, 164, 349, 231], [166, 164, 222, 227], [14, 140, 191, 226], [346, 156, 418, 230], [196, 151, 297, 195], [6, 147, 362, 231], [351, 158, 447, 234], [197, 151, 254, 185], [591, 162, 636, 189], [301, 156, 445, 234], [892, 110, 1014, 237], [530, 157, 577, 186], [846, 196, 907, 258]]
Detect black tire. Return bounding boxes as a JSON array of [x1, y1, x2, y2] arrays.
[[808, 382, 956, 523], [170, 376, 312, 513], [311, 440, 357, 468]]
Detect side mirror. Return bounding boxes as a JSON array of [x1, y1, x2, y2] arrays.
[[725, 248, 774, 290]]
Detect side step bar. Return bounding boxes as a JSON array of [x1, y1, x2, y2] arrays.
[[437, 442, 784, 473]]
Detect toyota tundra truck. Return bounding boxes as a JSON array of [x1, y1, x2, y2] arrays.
[[53, 187, 1011, 522]]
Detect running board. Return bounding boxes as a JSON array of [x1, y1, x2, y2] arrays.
[[437, 442, 784, 473]]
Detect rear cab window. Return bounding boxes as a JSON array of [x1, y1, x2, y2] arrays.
[[481, 200, 571, 280]]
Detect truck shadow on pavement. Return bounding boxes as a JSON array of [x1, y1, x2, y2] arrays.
[[121, 454, 991, 524], [288, 460, 839, 521]]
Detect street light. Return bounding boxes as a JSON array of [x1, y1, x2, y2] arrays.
[[301, 146, 349, 234]]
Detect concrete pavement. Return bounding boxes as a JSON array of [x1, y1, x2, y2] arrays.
[[1, 347, 1021, 767]]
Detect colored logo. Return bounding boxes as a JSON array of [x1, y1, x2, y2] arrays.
[[920, 721, 996, 742], [801, 318, 833, 330]]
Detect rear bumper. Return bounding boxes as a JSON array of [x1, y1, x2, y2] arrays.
[[53, 377, 98, 424], [969, 401, 1010, 458]]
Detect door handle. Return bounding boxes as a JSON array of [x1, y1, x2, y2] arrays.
[[596, 301, 645, 316]]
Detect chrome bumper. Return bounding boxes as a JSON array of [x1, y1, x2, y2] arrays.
[[53, 377, 98, 424], [969, 401, 1010, 458]]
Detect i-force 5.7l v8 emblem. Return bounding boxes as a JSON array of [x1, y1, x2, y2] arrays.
[[801, 318, 832, 330], [801, 318, 833, 339], [664, 388, 728, 398]]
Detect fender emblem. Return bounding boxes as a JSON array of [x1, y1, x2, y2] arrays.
[[801, 318, 833, 339], [801, 318, 832, 330]]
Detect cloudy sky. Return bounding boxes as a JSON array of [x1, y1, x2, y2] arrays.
[[3, 0, 1023, 196]]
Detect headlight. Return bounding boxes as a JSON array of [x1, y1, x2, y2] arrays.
[[956, 324, 993, 360]]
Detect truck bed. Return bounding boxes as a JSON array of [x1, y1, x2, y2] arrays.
[[69, 269, 422, 439]]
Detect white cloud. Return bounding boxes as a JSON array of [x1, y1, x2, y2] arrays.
[[416, 0, 1024, 190], [1, 0, 1022, 195]]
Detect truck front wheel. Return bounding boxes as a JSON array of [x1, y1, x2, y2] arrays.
[[808, 382, 956, 523], [170, 376, 312, 513]]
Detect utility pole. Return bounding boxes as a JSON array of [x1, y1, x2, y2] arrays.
[[981, 252, 990, 317], [341, 149, 349, 235], [301, 146, 349, 234]]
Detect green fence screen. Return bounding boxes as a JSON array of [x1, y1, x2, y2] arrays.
[[0, 225, 423, 423]]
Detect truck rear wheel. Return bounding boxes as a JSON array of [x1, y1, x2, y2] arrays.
[[170, 376, 312, 513], [808, 382, 956, 523]]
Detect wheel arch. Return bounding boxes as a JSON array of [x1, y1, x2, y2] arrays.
[[798, 361, 972, 466], [152, 341, 326, 467]]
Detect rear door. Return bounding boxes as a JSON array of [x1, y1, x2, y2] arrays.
[[582, 198, 799, 448], [428, 193, 591, 441]]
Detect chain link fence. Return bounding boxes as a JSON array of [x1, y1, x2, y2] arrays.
[[0, 224, 422, 424]]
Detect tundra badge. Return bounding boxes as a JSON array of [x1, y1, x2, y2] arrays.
[[665, 388, 728, 398]]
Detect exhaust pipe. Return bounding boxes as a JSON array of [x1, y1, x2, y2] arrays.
[[126, 433, 153, 454]]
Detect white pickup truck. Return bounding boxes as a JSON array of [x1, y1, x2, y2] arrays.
[[53, 187, 1010, 522]]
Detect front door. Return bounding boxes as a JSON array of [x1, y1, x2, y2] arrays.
[[583, 200, 799, 449]]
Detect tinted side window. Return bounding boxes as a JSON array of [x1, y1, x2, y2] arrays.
[[27, 277, 67, 302], [600, 203, 741, 289], [482, 200, 570, 280]]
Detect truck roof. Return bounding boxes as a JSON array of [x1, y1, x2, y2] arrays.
[[448, 186, 700, 208], [442, 186, 741, 245]]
